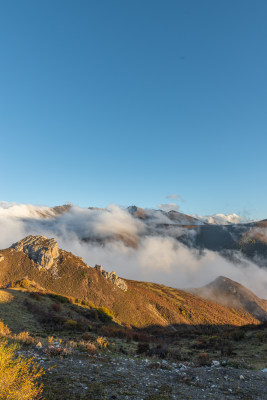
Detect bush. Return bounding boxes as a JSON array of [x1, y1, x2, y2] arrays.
[[137, 342, 150, 355], [132, 331, 151, 343], [0, 339, 44, 399], [65, 319, 78, 329], [98, 325, 127, 339], [80, 299, 95, 308], [50, 303, 62, 313], [43, 345, 71, 357], [197, 352, 210, 366], [49, 294, 70, 304], [30, 292, 41, 301], [148, 344, 169, 359], [97, 307, 114, 321], [0, 321, 11, 337], [95, 336, 110, 349], [82, 332, 93, 341], [15, 278, 31, 289], [220, 340, 234, 356], [256, 332, 264, 342], [77, 340, 97, 354], [14, 332, 36, 346], [231, 330, 245, 341]]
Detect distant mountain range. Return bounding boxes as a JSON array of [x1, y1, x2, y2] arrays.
[[84, 205, 267, 268], [10, 202, 267, 268]]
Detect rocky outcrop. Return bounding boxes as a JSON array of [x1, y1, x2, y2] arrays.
[[95, 265, 128, 291], [11, 235, 59, 270]]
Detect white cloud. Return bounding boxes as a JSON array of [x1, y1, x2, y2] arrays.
[[157, 203, 179, 212], [0, 201, 266, 298], [193, 213, 251, 225], [165, 194, 184, 201]]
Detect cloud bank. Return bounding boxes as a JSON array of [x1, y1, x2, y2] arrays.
[[0, 202, 266, 298], [193, 213, 251, 225]]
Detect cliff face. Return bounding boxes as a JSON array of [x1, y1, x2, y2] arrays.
[[11, 235, 59, 270]]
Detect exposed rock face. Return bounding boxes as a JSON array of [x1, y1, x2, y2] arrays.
[[11, 235, 59, 270], [0, 254, 4, 262], [95, 264, 128, 291]]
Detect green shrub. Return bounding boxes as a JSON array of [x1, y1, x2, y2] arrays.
[[97, 307, 114, 321], [81, 299, 95, 308], [64, 319, 78, 329]]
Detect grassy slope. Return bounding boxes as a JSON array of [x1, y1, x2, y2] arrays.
[[0, 248, 259, 328]]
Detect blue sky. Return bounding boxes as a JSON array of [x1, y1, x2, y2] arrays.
[[1, 0, 267, 219]]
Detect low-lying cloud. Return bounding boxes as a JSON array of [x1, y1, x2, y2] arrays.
[[157, 203, 179, 212], [0, 202, 266, 298], [193, 213, 251, 225]]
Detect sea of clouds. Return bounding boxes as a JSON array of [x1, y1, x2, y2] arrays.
[[0, 201, 266, 298]]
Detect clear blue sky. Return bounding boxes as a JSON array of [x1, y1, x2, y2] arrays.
[[1, 0, 267, 219]]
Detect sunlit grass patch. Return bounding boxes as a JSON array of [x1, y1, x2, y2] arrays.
[[0, 339, 44, 399]]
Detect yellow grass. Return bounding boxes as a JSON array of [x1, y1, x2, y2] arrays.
[[0, 339, 44, 399]]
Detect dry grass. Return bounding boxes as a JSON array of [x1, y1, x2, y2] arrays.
[[0, 339, 44, 399]]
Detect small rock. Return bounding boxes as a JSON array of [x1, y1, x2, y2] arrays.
[[212, 360, 220, 367], [240, 375, 245, 380]]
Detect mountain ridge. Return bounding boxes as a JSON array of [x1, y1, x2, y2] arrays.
[[0, 235, 264, 328]]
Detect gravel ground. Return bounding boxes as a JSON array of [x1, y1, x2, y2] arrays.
[[21, 348, 267, 400]]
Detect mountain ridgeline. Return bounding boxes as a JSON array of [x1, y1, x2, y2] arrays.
[[0, 235, 266, 328]]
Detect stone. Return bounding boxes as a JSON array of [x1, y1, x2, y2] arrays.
[[95, 264, 103, 273], [95, 264, 128, 291], [212, 360, 220, 367], [11, 235, 59, 270]]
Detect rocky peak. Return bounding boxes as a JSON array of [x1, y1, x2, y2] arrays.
[[95, 264, 128, 291], [11, 235, 59, 270]]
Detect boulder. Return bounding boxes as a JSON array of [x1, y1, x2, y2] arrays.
[[11, 235, 59, 270], [95, 264, 128, 291]]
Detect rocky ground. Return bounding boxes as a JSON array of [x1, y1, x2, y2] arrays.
[[20, 347, 267, 400]]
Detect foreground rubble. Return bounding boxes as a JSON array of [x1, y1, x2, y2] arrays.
[[20, 348, 267, 400]]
